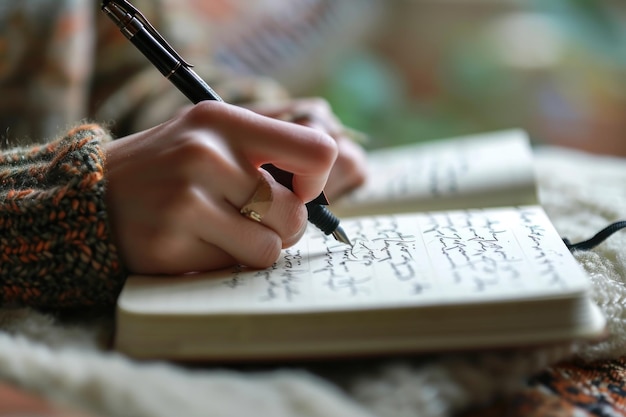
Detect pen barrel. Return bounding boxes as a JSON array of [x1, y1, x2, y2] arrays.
[[129, 30, 222, 103], [168, 68, 223, 104], [129, 29, 178, 77], [262, 163, 338, 236], [306, 204, 339, 236]]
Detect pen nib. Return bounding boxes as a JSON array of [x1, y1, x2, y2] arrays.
[[332, 226, 353, 247]]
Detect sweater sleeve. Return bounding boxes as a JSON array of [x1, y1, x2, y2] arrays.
[[0, 124, 126, 308]]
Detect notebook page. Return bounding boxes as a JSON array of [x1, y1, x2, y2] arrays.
[[333, 130, 537, 216], [120, 206, 589, 314]]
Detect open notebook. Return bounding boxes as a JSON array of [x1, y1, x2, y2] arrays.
[[114, 130, 605, 361]]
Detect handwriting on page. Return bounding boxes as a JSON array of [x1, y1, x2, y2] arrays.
[[368, 145, 471, 198], [345, 143, 470, 202], [218, 207, 578, 308], [419, 207, 571, 296], [341, 134, 531, 205]]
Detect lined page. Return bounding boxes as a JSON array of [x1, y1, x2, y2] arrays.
[[332, 130, 538, 216], [119, 206, 590, 314]]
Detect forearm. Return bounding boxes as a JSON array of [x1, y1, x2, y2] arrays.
[[0, 124, 126, 308]]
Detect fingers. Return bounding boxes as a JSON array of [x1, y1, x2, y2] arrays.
[[245, 97, 369, 200], [279, 102, 368, 200], [105, 144, 308, 274], [187, 102, 338, 203], [104, 100, 345, 276], [197, 170, 308, 269], [246, 97, 344, 137], [161, 169, 307, 273], [324, 136, 368, 200], [229, 168, 309, 251]]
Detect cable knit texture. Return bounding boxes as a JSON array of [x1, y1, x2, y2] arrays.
[[0, 124, 125, 307]]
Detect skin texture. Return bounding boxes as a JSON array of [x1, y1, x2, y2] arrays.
[[103, 100, 364, 275], [247, 97, 368, 200]]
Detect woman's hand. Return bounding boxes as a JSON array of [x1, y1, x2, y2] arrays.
[[246, 98, 368, 201], [103, 101, 337, 275]]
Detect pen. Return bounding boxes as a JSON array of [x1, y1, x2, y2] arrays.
[[101, 0, 351, 246]]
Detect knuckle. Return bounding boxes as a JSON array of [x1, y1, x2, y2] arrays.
[[188, 100, 251, 129], [169, 133, 237, 179], [185, 100, 222, 124], [176, 134, 215, 159]]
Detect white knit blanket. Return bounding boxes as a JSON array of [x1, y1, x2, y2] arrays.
[[1, 145, 625, 417]]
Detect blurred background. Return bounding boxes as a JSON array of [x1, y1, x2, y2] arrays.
[[212, 0, 626, 155]]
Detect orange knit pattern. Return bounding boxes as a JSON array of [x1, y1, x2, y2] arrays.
[[0, 124, 125, 307], [461, 356, 626, 417]]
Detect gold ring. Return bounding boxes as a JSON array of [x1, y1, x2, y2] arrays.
[[240, 174, 273, 223]]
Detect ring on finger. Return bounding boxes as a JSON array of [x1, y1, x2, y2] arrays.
[[240, 174, 273, 223]]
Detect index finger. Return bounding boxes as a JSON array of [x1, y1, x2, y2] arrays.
[[197, 102, 339, 202]]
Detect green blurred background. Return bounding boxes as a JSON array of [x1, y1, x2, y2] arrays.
[[276, 0, 626, 155]]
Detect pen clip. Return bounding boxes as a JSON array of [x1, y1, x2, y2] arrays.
[[105, 0, 193, 68]]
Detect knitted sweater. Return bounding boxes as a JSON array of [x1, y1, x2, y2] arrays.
[[0, 124, 125, 307]]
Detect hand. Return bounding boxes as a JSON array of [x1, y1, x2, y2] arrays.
[[246, 98, 368, 201], [103, 101, 338, 274]]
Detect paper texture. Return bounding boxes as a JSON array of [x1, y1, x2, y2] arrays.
[[332, 129, 538, 216], [120, 206, 588, 315]]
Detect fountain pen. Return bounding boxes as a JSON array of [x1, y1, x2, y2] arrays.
[[101, 0, 352, 246]]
